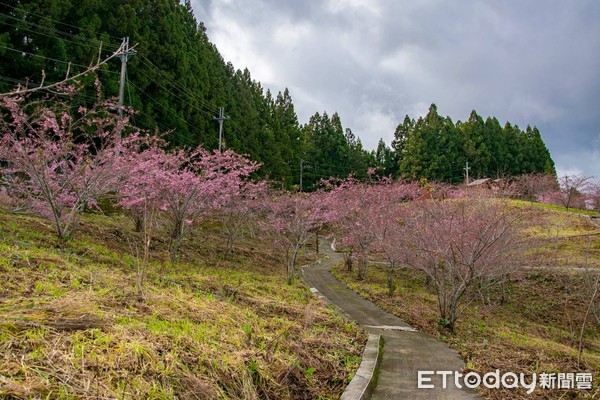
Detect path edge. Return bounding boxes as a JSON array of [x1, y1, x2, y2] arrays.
[[302, 260, 383, 400], [340, 333, 383, 400]]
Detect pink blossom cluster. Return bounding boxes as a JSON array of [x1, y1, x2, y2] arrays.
[[316, 177, 524, 329], [0, 95, 263, 252], [318, 177, 424, 279], [0, 96, 139, 239]]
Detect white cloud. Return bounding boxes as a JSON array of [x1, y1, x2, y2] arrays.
[[273, 21, 312, 47], [379, 45, 424, 76], [353, 108, 397, 149], [209, 3, 277, 83], [325, 0, 382, 16]]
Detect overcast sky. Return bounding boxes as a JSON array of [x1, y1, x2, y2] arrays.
[[191, 0, 600, 178]]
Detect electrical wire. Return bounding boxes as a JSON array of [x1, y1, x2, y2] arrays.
[[127, 80, 206, 148], [0, 44, 91, 69], [0, 1, 123, 42], [132, 62, 204, 114], [0, 47, 210, 149], [132, 62, 217, 122], [125, 67, 136, 127], [0, 17, 120, 53], [136, 54, 219, 113], [136, 55, 220, 115], [0, 4, 223, 137], [0, 7, 235, 152]]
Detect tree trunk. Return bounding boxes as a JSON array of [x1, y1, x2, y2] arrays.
[[578, 276, 599, 367], [387, 265, 396, 297], [134, 214, 143, 232], [287, 246, 300, 285], [358, 256, 367, 280], [170, 237, 182, 264], [225, 235, 234, 258], [345, 253, 353, 272], [169, 219, 185, 264]]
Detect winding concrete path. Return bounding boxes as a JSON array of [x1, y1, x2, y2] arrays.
[[303, 242, 479, 399]]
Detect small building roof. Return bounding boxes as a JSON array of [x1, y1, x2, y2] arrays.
[[467, 178, 491, 187]]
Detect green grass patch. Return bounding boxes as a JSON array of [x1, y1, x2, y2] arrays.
[[510, 199, 598, 217]]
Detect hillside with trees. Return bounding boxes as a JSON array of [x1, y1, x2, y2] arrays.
[[0, 0, 377, 188], [3, 1, 600, 399], [385, 104, 556, 182]]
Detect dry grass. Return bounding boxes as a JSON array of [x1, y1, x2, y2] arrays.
[[516, 204, 600, 270], [334, 265, 600, 399], [0, 211, 365, 399]]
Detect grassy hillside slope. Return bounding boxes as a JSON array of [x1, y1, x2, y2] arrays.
[[333, 201, 600, 399], [0, 212, 365, 399]]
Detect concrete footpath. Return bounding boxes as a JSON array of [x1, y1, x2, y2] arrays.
[[303, 242, 479, 400]]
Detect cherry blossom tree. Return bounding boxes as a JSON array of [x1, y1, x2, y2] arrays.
[[373, 208, 410, 297], [513, 173, 557, 202], [320, 178, 380, 280], [371, 182, 426, 294], [161, 149, 261, 262], [322, 177, 423, 280], [0, 95, 140, 240], [118, 145, 262, 263], [396, 198, 524, 331], [559, 174, 592, 210], [539, 174, 591, 210], [262, 192, 327, 284], [116, 142, 262, 287], [216, 180, 267, 257], [117, 143, 182, 298], [587, 179, 600, 212]]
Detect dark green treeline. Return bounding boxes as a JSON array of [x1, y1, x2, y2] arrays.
[[382, 104, 555, 182]]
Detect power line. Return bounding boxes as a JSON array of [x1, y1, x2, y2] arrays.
[[0, 61, 122, 98], [127, 80, 205, 147], [0, 7, 221, 150], [0, 74, 35, 88], [0, 16, 120, 53], [0, 41, 124, 96], [0, 45, 120, 94], [0, 44, 92, 69], [0, 1, 123, 42], [136, 55, 220, 115], [0, 73, 192, 149], [0, 7, 223, 137], [125, 66, 136, 127], [0, 12, 223, 115], [132, 60, 217, 121], [136, 56, 220, 117], [0, 51, 206, 149]]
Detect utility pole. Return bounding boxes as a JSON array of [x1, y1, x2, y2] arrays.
[[465, 161, 471, 185], [300, 159, 304, 192], [213, 107, 229, 152], [118, 37, 136, 121]]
